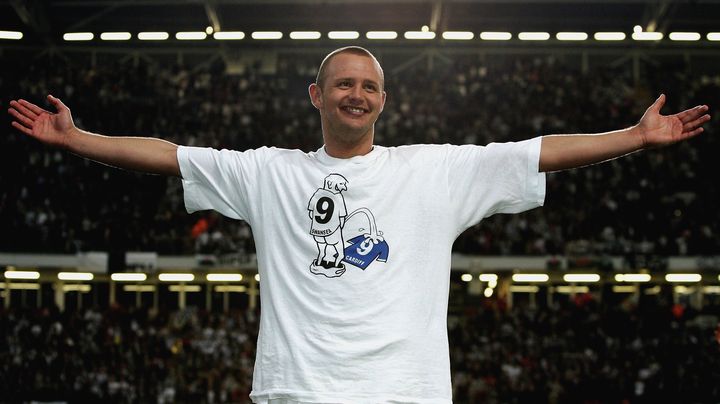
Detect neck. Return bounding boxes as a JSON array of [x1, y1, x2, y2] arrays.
[[323, 130, 374, 158]]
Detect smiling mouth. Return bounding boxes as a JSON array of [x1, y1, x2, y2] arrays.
[[341, 106, 368, 115]]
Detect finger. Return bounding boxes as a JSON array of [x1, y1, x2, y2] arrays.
[[650, 94, 666, 113], [681, 126, 704, 139], [8, 107, 36, 128], [11, 121, 34, 136], [682, 114, 711, 132], [675, 105, 709, 123], [47, 94, 68, 113], [18, 99, 50, 115], [9, 100, 39, 120]]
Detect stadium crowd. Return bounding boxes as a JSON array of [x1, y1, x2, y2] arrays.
[[1, 50, 719, 258], [1, 296, 719, 403]]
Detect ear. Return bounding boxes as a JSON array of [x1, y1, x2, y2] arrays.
[[379, 90, 387, 113], [309, 83, 322, 110]]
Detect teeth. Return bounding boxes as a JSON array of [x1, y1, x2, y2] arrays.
[[344, 107, 364, 113]]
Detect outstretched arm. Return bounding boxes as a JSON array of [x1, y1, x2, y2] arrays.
[[8, 95, 181, 177], [539, 94, 711, 172]]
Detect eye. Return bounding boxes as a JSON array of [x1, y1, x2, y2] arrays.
[[338, 80, 352, 88], [364, 84, 378, 92]]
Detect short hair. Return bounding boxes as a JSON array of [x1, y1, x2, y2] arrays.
[[315, 46, 384, 90]]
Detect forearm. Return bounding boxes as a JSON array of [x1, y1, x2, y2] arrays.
[[539, 126, 645, 172], [65, 128, 180, 177]]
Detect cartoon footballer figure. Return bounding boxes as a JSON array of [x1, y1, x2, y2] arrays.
[[308, 174, 349, 277]]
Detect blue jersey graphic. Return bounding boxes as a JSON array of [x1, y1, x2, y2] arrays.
[[343, 235, 389, 270]]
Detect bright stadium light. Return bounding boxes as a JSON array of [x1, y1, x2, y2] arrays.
[[215, 285, 247, 293], [461, 274, 473, 282], [556, 32, 588, 41], [404, 31, 436, 40], [4, 270, 40, 280], [480, 31, 511, 40], [63, 32, 94, 41], [708, 33, 720, 41], [669, 32, 701, 41], [479, 274, 498, 282], [328, 31, 359, 40], [594, 32, 626, 41], [111, 273, 148, 282], [169, 285, 201, 292], [206, 273, 243, 282], [615, 273, 651, 282], [366, 31, 397, 40], [100, 32, 131, 41], [665, 273, 702, 283], [483, 288, 494, 297], [518, 32, 550, 41], [442, 31, 474, 40], [289, 31, 321, 40], [0, 31, 23, 40], [58, 272, 94, 281], [632, 31, 663, 41], [159, 273, 195, 282], [176, 31, 207, 40], [512, 273, 549, 282], [138, 32, 169, 40], [123, 285, 155, 292], [563, 274, 600, 283], [213, 31, 245, 40], [255, 274, 260, 282], [251, 31, 283, 40]]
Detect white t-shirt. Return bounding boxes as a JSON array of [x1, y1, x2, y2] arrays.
[[177, 138, 546, 404]]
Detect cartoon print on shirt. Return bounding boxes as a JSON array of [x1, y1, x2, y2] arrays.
[[308, 174, 390, 278]]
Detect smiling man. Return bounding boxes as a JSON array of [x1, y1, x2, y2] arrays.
[[7, 46, 711, 403]]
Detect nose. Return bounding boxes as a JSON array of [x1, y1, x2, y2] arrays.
[[348, 85, 363, 104]]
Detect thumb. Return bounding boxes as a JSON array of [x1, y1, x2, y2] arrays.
[[649, 93, 665, 113], [47, 94, 69, 113]]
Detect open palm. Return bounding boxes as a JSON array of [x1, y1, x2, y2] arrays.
[[8, 95, 76, 148], [638, 94, 710, 148]]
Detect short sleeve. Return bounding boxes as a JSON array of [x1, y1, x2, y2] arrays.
[[446, 137, 546, 232], [177, 146, 270, 221]]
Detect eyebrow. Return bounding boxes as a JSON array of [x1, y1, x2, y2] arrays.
[[334, 77, 381, 87]]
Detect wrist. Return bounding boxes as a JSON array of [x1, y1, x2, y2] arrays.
[[61, 127, 82, 151], [627, 125, 647, 150]]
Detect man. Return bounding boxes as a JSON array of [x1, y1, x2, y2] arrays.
[[8, 46, 710, 403]]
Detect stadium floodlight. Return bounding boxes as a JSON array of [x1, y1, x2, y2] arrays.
[[615, 273, 651, 282], [563, 274, 600, 283], [613, 285, 637, 293], [512, 273, 549, 282], [169, 285, 201, 292], [460, 274, 473, 282], [479, 274, 498, 282], [251, 31, 283, 40], [555, 286, 590, 294], [708, 33, 720, 41], [138, 32, 169, 40], [480, 31, 511, 40], [123, 285, 155, 292], [213, 31, 245, 40], [509, 285, 539, 293], [4, 270, 40, 280], [328, 31, 359, 40], [483, 288, 493, 297], [632, 31, 663, 41], [111, 273, 147, 282], [665, 273, 702, 283], [442, 31, 474, 40], [594, 32, 626, 41], [0, 282, 40, 290], [366, 31, 398, 40], [254, 274, 260, 282], [159, 273, 194, 282], [0, 31, 23, 40], [669, 32, 701, 41], [63, 32, 94, 41], [100, 32, 131, 41], [556, 32, 588, 41], [215, 285, 247, 293], [207, 273, 243, 282], [58, 272, 94, 281], [63, 284, 91, 292], [176, 31, 207, 40], [290, 31, 321, 40], [518, 32, 550, 41], [404, 31, 436, 40]]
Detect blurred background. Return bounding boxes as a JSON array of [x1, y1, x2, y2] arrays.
[[1, 0, 719, 402]]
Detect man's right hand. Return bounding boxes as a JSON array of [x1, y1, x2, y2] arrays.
[[8, 95, 77, 149]]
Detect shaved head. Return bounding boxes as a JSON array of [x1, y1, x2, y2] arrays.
[[316, 46, 384, 90]]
